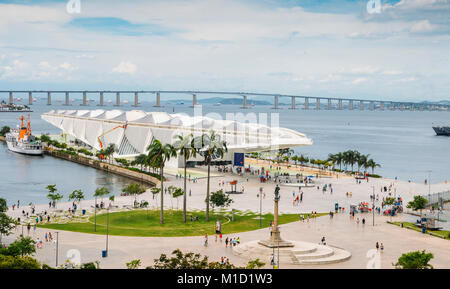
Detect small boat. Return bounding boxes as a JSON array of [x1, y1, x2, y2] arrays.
[[432, 125, 450, 136], [214, 102, 222, 106], [6, 115, 43, 155]]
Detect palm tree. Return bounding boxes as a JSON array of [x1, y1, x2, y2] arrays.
[[366, 158, 381, 174], [132, 154, 147, 171], [327, 153, 337, 170], [343, 150, 358, 172], [147, 138, 177, 224], [173, 133, 197, 223], [335, 152, 344, 170], [193, 131, 227, 222], [290, 155, 299, 167], [357, 153, 369, 173]]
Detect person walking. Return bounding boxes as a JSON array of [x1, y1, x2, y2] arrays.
[[204, 233, 208, 247], [376, 242, 379, 250], [225, 237, 229, 247]]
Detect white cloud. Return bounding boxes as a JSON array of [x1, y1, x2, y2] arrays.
[[112, 61, 137, 74], [59, 62, 78, 71], [351, 77, 369, 85], [410, 20, 435, 32]]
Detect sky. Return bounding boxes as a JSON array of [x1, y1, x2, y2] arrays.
[[0, 0, 449, 101]]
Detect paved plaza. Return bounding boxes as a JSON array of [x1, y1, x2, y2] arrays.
[[5, 162, 450, 269]]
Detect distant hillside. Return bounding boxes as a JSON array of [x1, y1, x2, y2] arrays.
[[162, 97, 272, 105]]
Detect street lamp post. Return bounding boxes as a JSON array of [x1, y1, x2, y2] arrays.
[[94, 197, 97, 232], [259, 187, 264, 228], [372, 186, 375, 226], [105, 207, 109, 257], [55, 231, 59, 267]]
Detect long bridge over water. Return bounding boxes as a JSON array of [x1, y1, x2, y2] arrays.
[[1, 90, 449, 111]]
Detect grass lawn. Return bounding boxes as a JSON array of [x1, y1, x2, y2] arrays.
[[391, 222, 450, 240], [38, 209, 325, 237]]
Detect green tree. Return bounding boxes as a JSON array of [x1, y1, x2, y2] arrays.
[[132, 154, 148, 171], [209, 189, 233, 211], [173, 133, 197, 222], [94, 187, 110, 202], [104, 143, 116, 164], [122, 183, 147, 205], [147, 138, 177, 224], [407, 195, 428, 218], [366, 158, 381, 174], [394, 250, 434, 269], [94, 187, 110, 231], [194, 131, 227, 222], [0, 213, 18, 244], [80, 261, 100, 269], [151, 187, 161, 202], [171, 187, 184, 210], [0, 255, 41, 269], [147, 249, 259, 269], [0, 198, 7, 212], [40, 134, 51, 143], [246, 258, 265, 269], [46, 185, 63, 207], [356, 153, 369, 172], [126, 259, 141, 269], [5, 236, 36, 257], [68, 189, 85, 207], [0, 126, 11, 136]]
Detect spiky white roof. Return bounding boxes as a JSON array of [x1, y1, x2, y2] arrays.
[[42, 109, 312, 157]]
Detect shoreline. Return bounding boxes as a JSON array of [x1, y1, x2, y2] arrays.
[[0, 135, 159, 188]]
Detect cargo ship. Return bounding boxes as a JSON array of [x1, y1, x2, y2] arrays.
[[5, 115, 43, 155]]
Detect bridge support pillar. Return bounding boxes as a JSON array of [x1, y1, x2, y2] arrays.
[[115, 92, 120, 106], [82, 91, 87, 106], [410, 104, 414, 111], [338, 99, 343, 110], [191, 94, 198, 107], [28, 92, 33, 105], [134, 92, 139, 107], [390, 103, 395, 110], [64, 92, 70, 106], [304, 97, 309, 110], [370, 102, 374, 111], [380, 102, 384, 110], [47, 92, 51, 105], [327, 99, 331, 110], [99, 92, 104, 106], [154, 92, 161, 107], [359, 100, 364, 110], [273, 95, 279, 109], [316, 98, 320, 110], [241, 95, 248, 109], [349, 100, 353, 110], [290, 96, 296, 109], [9, 92, 13, 104]]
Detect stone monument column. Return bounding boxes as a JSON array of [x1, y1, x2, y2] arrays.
[[259, 185, 293, 248]]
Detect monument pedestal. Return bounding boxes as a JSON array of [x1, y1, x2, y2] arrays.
[[258, 230, 294, 248]]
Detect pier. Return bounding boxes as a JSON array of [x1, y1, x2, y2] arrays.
[[1, 90, 449, 111]]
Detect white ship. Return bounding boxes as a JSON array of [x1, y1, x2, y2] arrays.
[[6, 115, 43, 155]]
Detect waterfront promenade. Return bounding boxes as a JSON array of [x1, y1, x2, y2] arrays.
[[4, 161, 450, 268], [4, 209, 450, 269]]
